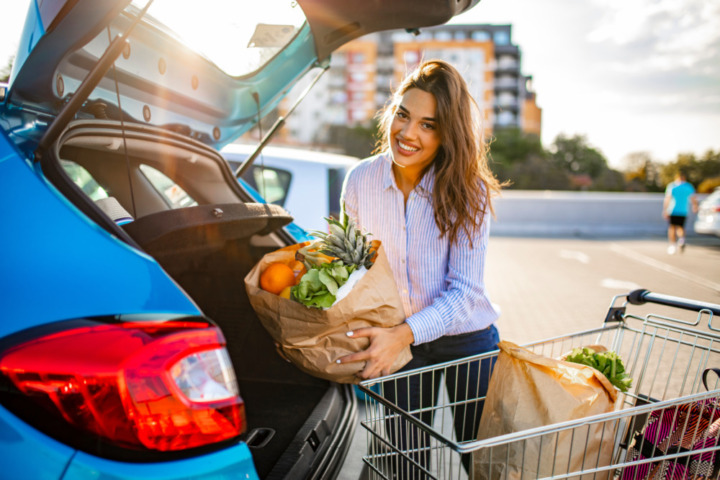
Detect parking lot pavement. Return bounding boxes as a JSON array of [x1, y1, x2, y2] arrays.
[[337, 233, 720, 479], [486, 234, 720, 344]]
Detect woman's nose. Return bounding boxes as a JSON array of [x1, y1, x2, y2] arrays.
[[401, 121, 418, 138]]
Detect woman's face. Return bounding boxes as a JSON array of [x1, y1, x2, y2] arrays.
[[388, 88, 441, 173]]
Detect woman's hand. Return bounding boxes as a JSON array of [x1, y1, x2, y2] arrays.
[[337, 323, 414, 380]]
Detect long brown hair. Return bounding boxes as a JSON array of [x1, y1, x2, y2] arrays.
[[375, 59, 502, 247]]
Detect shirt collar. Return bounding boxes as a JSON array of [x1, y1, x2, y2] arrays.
[[381, 151, 435, 195]]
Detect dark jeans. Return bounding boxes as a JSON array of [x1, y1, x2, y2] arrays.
[[382, 325, 500, 478]]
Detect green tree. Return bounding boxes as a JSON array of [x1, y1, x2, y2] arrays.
[[592, 168, 626, 192], [502, 154, 572, 190], [621, 152, 662, 192], [487, 128, 569, 189], [487, 128, 545, 166], [549, 134, 609, 179], [660, 150, 720, 193], [549, 134, 625, 191], [327, 121, 378, 159]]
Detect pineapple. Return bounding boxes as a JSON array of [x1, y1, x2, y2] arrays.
[[310, 208, 376, 269]]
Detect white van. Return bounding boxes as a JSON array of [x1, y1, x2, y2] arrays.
[[221, 144, 360, 233]]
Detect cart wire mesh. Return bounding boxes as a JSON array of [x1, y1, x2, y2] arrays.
[[359, 290, 720, 479]]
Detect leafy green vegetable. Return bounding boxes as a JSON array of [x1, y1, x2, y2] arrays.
[[565, 347, 633, 392], [291, 261, 356, 309]]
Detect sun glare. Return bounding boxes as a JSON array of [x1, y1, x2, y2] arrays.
[[131, 0, 306, 76]]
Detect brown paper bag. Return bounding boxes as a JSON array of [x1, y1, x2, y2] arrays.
[[472, 341, 618, 480], [244, 241, 412, 384]]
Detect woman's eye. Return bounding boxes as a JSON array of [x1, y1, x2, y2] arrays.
[[422, 122, 436, 130], [396, 111, 408, 119]]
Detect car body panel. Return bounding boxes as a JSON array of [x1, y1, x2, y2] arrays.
[[694, 189, 720, 237], [0, 404, 75, 480], [0, 130, 200, 335], [62, 443, 259, 480]]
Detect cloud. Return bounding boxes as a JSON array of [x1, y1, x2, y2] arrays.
[[578, 0, 720, 119], [586, 0, 720, 75]]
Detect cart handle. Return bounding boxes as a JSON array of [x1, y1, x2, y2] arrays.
[[628, 289, 720, 316]]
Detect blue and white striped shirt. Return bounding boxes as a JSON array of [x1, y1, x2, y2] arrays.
[[342, 153, 499, 345]]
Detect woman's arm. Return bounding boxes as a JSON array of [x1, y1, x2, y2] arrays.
[[403, 212, 493, 345], [337, 211, 494, 379]]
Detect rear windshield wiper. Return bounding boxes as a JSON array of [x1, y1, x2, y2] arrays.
[[234, 62, 329, 178]]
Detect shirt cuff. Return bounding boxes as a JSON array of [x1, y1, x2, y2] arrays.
[[405, 308, 446, 345]]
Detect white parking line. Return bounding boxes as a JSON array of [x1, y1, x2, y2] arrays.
[[610, 243, 720, 293], [559, 249, 590, 264], [601, 278, 641, 290]]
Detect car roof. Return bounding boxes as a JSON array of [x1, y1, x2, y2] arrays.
[[221, 143, 360, 168]]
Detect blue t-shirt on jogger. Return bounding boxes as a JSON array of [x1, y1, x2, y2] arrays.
[[665, 181, 695, 216]]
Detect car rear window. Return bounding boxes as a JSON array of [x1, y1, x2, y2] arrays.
[[244, 165, 292, 207], [139, 164, 197, 208]]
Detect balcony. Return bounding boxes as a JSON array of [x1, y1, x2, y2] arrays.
[[494, 44, 520, 56], [494, 78, 519, 92], [494, 98, 519, 113]]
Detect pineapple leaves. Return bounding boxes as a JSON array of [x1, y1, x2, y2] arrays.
[[291, 207, 372, 308], [308, 208, 375, 269]]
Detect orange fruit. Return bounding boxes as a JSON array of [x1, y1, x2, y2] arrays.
[[289, 260, 307, 284], [260, 262, 296, 295]]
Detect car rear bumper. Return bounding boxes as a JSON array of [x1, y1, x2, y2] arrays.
[[62, 443, 260, 480], [694, 218, 720, 236]]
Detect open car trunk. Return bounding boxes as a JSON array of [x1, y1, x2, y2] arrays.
[[43, 120, 356, 479]]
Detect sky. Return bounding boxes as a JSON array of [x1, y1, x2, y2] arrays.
[[452, 0, 720, 168], [2, 0, 719, 169]]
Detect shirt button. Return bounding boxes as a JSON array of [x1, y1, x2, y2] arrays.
[[403, 289, 408, 294]]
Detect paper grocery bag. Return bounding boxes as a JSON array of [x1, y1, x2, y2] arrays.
[[472, 341, 617, 480], [244, 241, 411, 384]]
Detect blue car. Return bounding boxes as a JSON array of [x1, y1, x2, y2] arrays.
[[0, 0, 479, 478]]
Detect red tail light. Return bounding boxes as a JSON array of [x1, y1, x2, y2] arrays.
[[0, 320, 244, 452]]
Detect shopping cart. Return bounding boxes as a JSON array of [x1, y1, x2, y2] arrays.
[[359, 289, 720, 479]]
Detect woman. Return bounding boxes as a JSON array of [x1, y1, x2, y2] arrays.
[[337, 59, 503, 472]]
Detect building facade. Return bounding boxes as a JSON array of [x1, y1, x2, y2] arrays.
[[282, 24, 541, 148]]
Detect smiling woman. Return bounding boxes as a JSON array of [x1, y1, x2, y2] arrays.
[[131, 0, 307, 76]]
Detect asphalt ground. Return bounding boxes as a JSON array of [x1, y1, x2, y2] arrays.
[[338, 233, 720, 479]]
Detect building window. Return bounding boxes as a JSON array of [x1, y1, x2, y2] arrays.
[[404, 50, 420, 64], [435, 31, 452, 41], [496, 110, 515, 126], [493, 30, 510, 45], [471, 30, 490, 42], [350, 72, 367, 82]]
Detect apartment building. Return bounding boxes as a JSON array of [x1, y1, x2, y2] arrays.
[[282, 24, 541, 147]]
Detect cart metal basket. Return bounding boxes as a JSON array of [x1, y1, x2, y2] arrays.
[[359, 289, 720, 479]]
